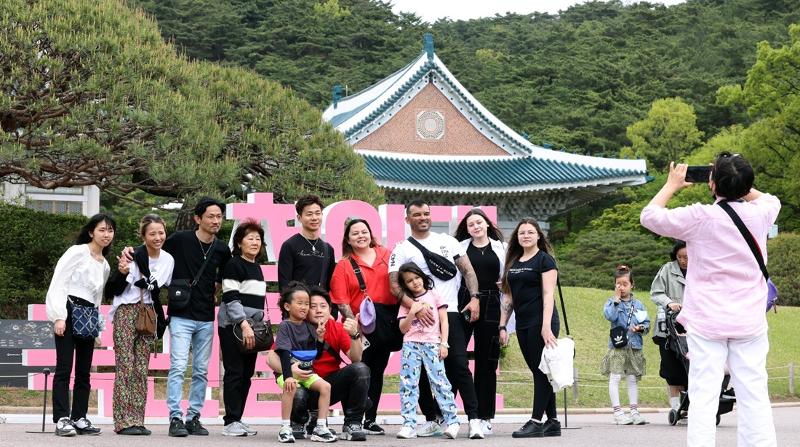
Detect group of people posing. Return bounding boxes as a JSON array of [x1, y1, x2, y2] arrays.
[[44, 195, 563, 442], [44, 149, 780, 447]]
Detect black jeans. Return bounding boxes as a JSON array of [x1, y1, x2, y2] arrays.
[[361, 337, 392, 422], [518, 323, 559, 420], [418, 312, 480, 420], [53, 302, 95, 423], [465, 293, 501, 419], [218, 326, 258, 425], [290, 362, 371, 425]]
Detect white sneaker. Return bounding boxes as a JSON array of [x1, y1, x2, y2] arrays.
[[630, 412, 647, 425], [468, 419, 484, 439], [396, 426, 417, 439], [55, 417, 76, 437], [223, 421, 252, 437], [614, 413, 633, 425], [240, 421, 258, 436], [480, 419, 493, 435], [443, 423, 460, 439], [418, 420, 443, 437]]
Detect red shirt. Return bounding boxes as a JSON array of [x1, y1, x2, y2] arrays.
[[330, 245, 394, 317], [313, 318, 351, 378]]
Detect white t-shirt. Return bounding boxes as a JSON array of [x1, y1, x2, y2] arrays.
[[110, 251, 174, 321], [389, 232, 465, 312]]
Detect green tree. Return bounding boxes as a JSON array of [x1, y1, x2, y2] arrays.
[[626, 98, 704, 171]]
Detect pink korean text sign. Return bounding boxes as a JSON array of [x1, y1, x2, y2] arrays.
[[25, 193, 503, 418]]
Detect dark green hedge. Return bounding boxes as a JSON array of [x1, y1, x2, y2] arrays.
[[767, 232, 800, 307]]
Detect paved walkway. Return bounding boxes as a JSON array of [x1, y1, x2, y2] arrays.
[[2, 405, 798, 446]]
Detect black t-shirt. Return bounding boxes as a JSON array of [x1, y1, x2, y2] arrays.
[[506, 250, 559, 330], [277, 233, 335, 290], [466, 243, 500, 292], [163, 230, 231, 322]]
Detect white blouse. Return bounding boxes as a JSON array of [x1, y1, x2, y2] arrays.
[[45, 244, 110, 322], [110, 251, 174, 322]]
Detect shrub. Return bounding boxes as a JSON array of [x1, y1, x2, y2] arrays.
[[767, 232, 800, 307]]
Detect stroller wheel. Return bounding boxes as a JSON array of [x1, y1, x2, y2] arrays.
[[668, 409, 679, 426], [716, 414, 721, 426]]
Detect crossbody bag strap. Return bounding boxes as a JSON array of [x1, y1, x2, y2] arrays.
[[191, 240, 216, 287], [718, 201, 770, 281], [556, 276, 570, 336], [406, 236, 431, 257], [348, 257, 368, 293], [625, 302, 635, 327]]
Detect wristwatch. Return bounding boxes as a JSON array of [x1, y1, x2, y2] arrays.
[[498, 326, 507, 332], [350, 332, 361, 340], [440, 342, 450, 348], [470, 292, 479, 299]]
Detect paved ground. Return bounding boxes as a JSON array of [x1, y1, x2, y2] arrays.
[[2, 405, 798, 446]]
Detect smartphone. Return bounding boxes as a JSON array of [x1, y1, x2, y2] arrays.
[[461, 308, 472, 323], [685, 166, 711, 183]]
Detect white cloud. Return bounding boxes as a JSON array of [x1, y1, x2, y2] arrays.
[[391, 0, 687, 23]]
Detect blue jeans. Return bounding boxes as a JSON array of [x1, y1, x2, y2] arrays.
[[166, 316, 214, 420], [399, 341, 458, 427]]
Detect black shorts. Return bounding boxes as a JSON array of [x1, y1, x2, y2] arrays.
[[656, 337, 688, 387]]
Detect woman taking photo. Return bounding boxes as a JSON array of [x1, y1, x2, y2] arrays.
[[46, 213, 116, 437], [329, 217, 394, 435], [218, 219, 268, 437], [498, 218, 561, 438], [641, 154, 780, 446], [108, 214, 173, 435], [453, 209, 505, 434]]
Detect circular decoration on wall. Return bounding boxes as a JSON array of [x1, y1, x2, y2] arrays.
[[416, 110, 445, 140]]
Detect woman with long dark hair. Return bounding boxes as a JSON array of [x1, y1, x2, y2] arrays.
[[498, 218, 561, 438], [46, 213, 116, 436], [453, 209, 505, 434]]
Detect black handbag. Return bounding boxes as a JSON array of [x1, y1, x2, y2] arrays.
[[69, 296, 100, 339], [406, 237, 457, 281], [167, 244, 214, 312], [233, 311, 273, 353], [610, 303, 635, 348]]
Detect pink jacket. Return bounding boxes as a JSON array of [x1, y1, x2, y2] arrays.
[[640, 194, 780, 339]]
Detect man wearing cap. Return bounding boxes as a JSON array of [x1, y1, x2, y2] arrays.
[[267, 287, 370, 441]]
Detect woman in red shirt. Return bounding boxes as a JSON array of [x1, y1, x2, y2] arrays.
[[329, 218, 395, 435]]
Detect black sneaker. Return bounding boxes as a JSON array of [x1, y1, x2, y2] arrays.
[[73, 417, 102, 435], [185, 415, 209, 436], [339, 423, 367, 441], [362, 420, 385, 435], [55, 417, 76, 437], [117, 426, 147, 436], [512, 419, 544, 438], [137, 426, 152, 436], [169, 417, 189, 437], [291, 422, 307, 440], [542, 419, 561, 437]]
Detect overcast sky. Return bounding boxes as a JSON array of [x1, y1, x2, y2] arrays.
[[391, 0, 687, 22]]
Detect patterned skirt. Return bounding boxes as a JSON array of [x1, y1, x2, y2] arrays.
[[601, 346, 646, 378]]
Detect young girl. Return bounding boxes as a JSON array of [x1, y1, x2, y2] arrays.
[[46, 213, 116, 436], [602, 265, 650, 425], [108, 214, 174, 435], [395, 262, 460, 440], [274, 281, 335, 443]]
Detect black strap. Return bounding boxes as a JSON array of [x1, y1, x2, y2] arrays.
[[407, 237, 455, 263], [191, 239, 216, 287], [556, 277, 570, 336], [718, 201, 770, 281], [623, 300, 635, 327], [348, 257, 367, 293]]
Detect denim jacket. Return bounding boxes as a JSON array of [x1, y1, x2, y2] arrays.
[[603, 294, 650, 349]]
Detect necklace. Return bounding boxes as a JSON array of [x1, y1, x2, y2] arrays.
[[198, 235, 215, 260], [302, 234, 319, 254], [473, 242, 490, 256]]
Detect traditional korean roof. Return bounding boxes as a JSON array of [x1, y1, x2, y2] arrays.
[[360, 150, 647, 194]]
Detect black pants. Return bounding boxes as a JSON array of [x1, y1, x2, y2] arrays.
[[465, 294, 501, 420], [218, 326, 258, 425], [418, 312, 480, 420], [361, 338, 392, 422], [53, 302, 95, 423], [518, 323, 559, 420], [291, 362, 371, 425]]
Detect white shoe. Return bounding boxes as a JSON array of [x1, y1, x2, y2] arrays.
[[396, 426, 417, 439], [223, 421, 254, 437], [630, 412, 647, 425], [55, 417, 76, 437], [443, 423, 460, 439], [418, 421, 443, 437], [614, 413, 633, 425], [468, 419, 484, 439], [480, 419, 493, 435]]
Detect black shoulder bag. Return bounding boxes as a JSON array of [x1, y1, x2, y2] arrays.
[[610, 303, 635, 348], [167, 242, 215, 313], [718, 200, 779, 312], [406, 237, 457, 281]]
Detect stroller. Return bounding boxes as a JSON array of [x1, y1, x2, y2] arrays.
[[663, 307, 736, 426]]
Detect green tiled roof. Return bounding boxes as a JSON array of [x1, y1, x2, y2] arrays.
[[362, 153, 646, 189]]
